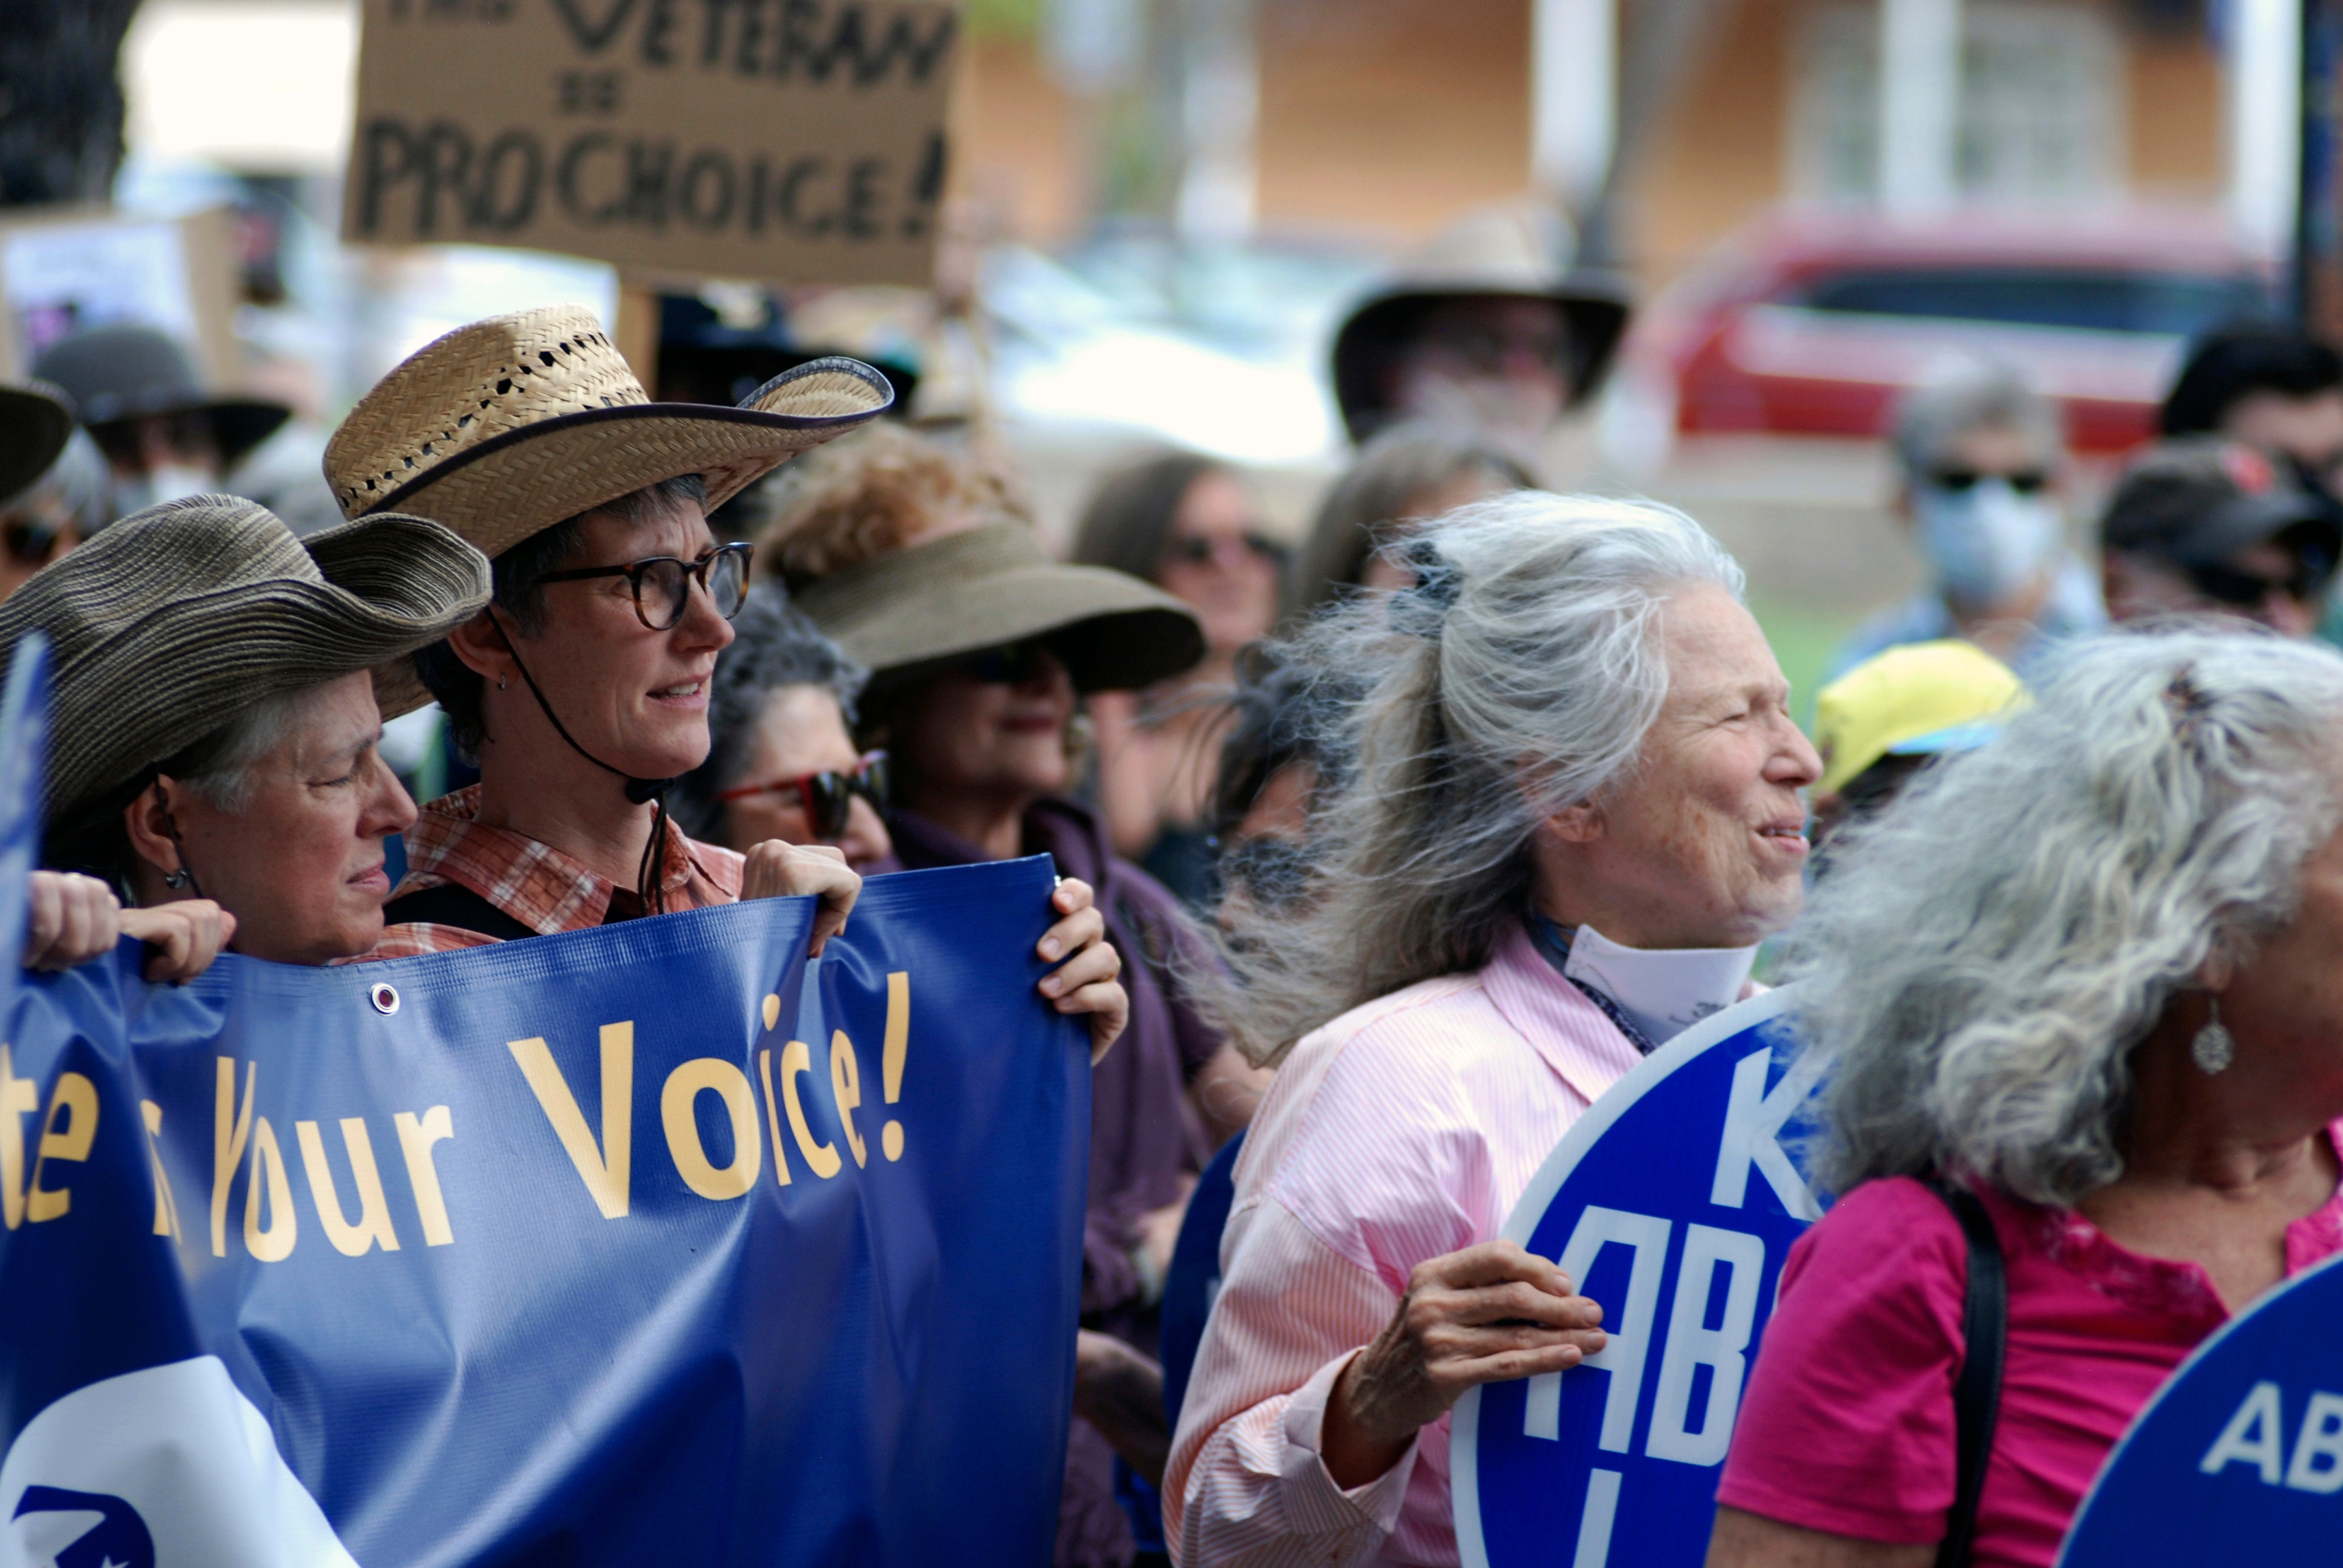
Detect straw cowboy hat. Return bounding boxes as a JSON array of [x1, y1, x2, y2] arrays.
[[325, 305, 894, 557], [0, 494, 490, 826], [33, 324, 292, 467], [1331, 201, 1634, 443], [792, 521, 1204, 693], [0, 381, 77, 503]]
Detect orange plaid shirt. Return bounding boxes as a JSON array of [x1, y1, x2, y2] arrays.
[[359, 785, 745, 960]]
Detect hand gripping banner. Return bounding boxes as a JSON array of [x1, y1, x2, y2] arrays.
[[0, 650, 1090, 1568]]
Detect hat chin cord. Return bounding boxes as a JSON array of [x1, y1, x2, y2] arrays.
[[488, 616, 677, 914]]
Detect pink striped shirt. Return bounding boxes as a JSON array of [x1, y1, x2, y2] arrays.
[[1165, 925, 1642, 1567]]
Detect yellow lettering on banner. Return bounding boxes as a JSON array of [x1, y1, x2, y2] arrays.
[[297, 1118, 401, 1256], [211, 1057, 256, 1256], [1, 1044, 41, 1229], [778, 1040, 841, 1180], [142, 1100, 181, 1241], [394, 1106, 456, 1246], [880, 971, 908, 1163], [661, 1059, 761, 1200], [243, 1117, 298, 1261], [756, 1050, 793, 1187], [830, 1031, 867, 1170], [509, 1022, 634, 1219], [25, 1073, 97, 1223]]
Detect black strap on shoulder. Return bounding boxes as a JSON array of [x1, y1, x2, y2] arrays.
[[381, 883, 537, 943], [1928, 1181, 2008, 1568]]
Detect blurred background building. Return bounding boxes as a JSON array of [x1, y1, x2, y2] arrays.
[[0, 0, 2326, 696]]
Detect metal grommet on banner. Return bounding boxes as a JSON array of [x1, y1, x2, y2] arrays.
[[369, 982, 401, 1016]]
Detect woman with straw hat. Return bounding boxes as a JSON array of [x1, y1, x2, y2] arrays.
[[764, 423, 1262, 1568], [323, 309, 1131, 1053], [2, 493, 491, 969]]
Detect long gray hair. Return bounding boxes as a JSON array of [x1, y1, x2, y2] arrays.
[[1791, 629, 2343, 1206], [1205, 491, 1745, 1067]]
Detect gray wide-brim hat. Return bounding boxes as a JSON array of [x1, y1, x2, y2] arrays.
[[791, 523, 1205, 693], [0, 381, 77, 506], [33, 324, 292, 467], [0, 493, 491, 826]]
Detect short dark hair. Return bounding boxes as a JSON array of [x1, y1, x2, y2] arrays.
[[414, 474, 708, 760], [669, 584, 867, 839], [1071, 450, 1231, 584], [2160, 320, 2343, 437]]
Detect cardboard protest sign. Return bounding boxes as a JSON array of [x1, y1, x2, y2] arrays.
[[0, 206, 243, 384], [2059, 1252, 2343, 1565], [341, 0, 957, 287], [1452, 988, 1825, 1568]]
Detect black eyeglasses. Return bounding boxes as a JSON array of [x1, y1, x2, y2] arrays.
[[2187, 556, 2335, 609], [716, 752, 889, 841], [1167, 532, 1286, 567], [534, 541, 752, 630], [966, 640, 1060, 685], [1927, 468, 2051, 495]]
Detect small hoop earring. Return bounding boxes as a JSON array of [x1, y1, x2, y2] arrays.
[[497, 676, 509, 691], [163, 868, 191, 890], [2192, 995, 2236, 1074]]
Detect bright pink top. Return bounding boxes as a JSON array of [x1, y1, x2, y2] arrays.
[[1717, 1131, 2343, 1568]]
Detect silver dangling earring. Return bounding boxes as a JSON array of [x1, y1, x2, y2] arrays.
[[163, 868, 190, 890], [2192, 995, 2236, 1074], [497, 676, 508, 691]]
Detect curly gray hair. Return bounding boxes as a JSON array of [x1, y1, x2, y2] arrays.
[[1204, 491, 1746, 1067], [1791, 628, 2343, 1206]]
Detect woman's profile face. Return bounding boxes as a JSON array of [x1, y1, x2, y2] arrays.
[[1553, 584, 1822, 948], [512, 501, 735, 782], [891, 647, 1076, 827], [2218, 802, 2343, 1098], [719, 682, 893, 871], [151, 673, 418, 965]]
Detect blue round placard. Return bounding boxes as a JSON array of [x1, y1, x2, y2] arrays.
[[2059, 1250, 2343, 1565], [1452, 986, 1825, 1568]]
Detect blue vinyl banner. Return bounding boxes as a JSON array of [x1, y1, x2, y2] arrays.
[[2059, 1253, 2343, 1565], [0, 671, 1089, 1566], [1452, 988, 1824, 1568]]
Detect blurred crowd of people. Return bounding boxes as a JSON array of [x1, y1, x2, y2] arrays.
[[11, 209, 2343, 1568]]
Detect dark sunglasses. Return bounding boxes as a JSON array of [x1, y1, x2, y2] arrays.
[[1927, 469, 2051, 495], [2186, 555, 2335, 609], [534, 541, 752, 631], [2, 520, 68, 566], [1424, 323, 1571, 374], [966, 640, 1060, 686], [716, 751, 889, 841], [1167, 532, 1286, 567]]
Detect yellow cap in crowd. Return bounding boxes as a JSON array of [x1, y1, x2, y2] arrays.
[[1812, 640, 2027, 797]]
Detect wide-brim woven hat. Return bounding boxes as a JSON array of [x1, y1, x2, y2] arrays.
[[1332, 201, 1633, 443], [0, 494, 491, 826], [791, 523, 1205, 693], [326, 305, 894, 557], [31, 324, 292, 467], [0, 381, 77, 505]]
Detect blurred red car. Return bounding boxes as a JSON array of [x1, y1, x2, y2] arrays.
[[1607, 211, 2276, 459]]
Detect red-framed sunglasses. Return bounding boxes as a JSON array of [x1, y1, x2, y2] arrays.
[[716, 751, 889, 841]]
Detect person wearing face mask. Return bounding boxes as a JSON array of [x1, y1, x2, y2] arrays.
[[2099, 438, 2341, 639], [31, 324, 290, 515], [1831, 365, 2106, 681], [1330, 203, 1631, 455]]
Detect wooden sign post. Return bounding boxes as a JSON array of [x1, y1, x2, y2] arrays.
[[341, 0, 957, 290]]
